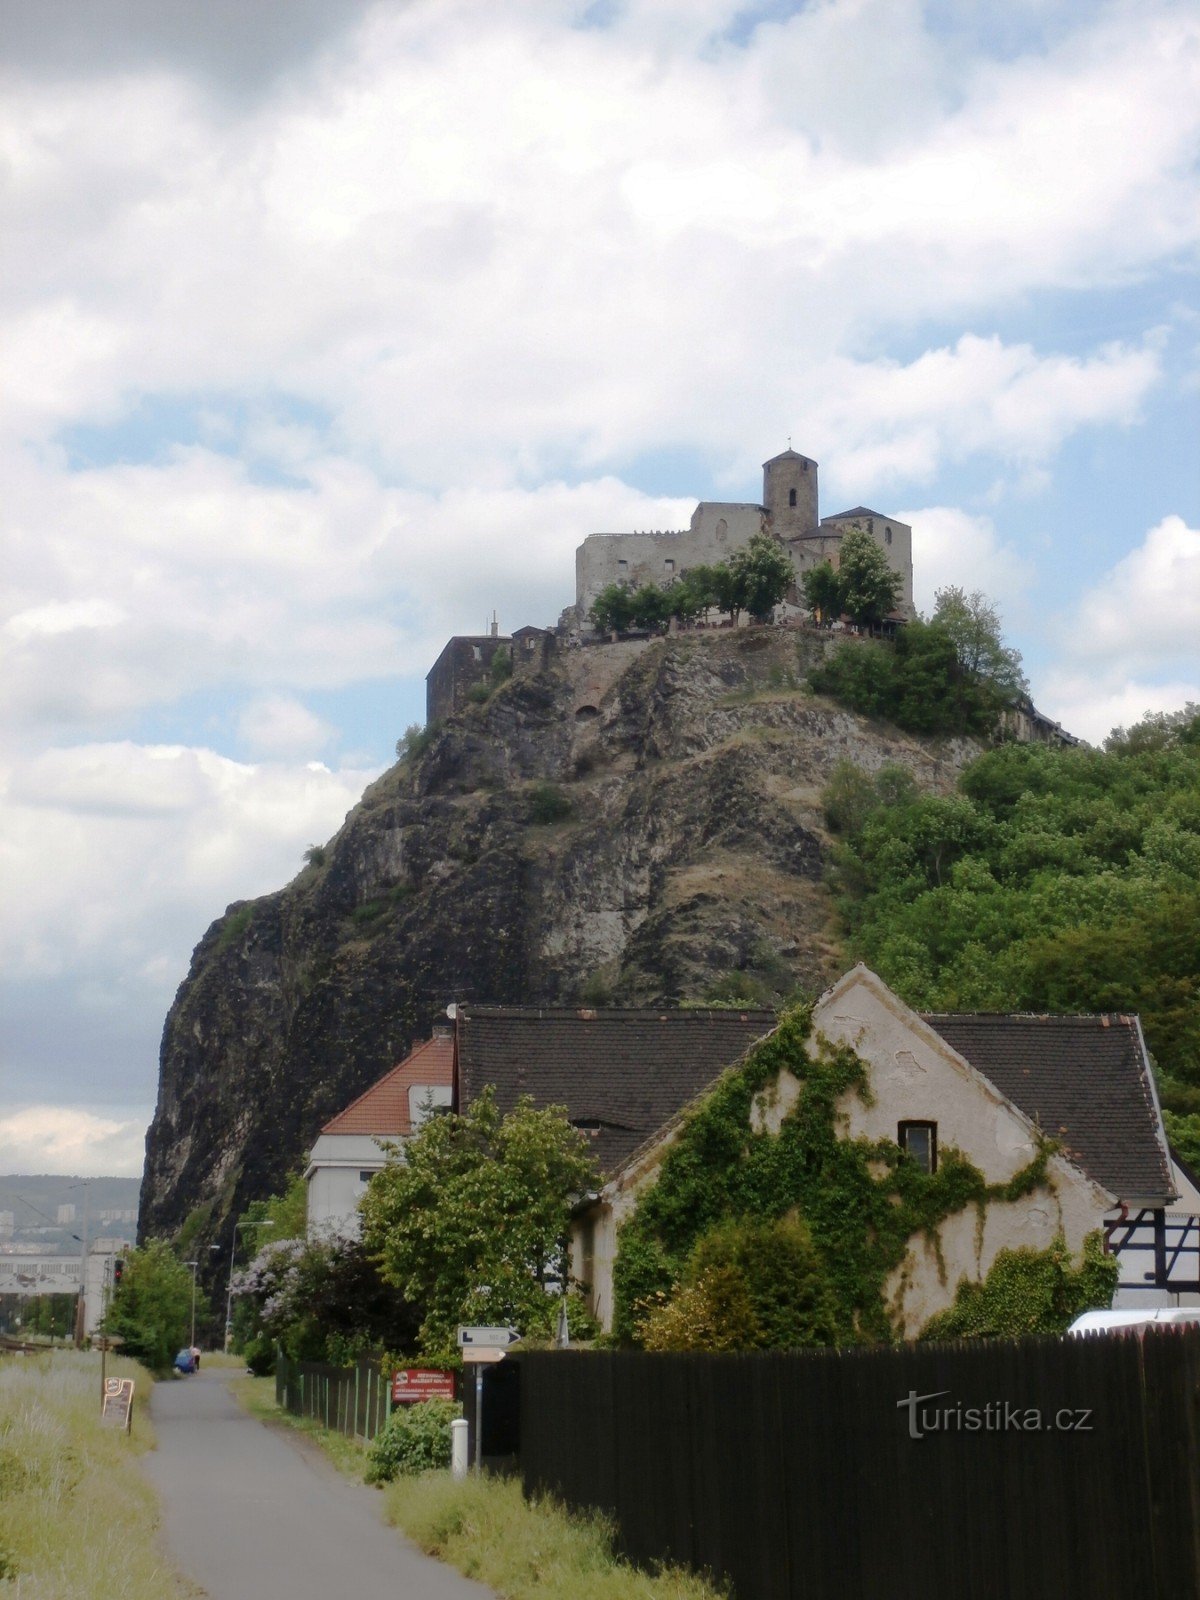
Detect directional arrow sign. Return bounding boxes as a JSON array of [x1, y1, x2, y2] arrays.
[[457, 1325, 520, 1349]]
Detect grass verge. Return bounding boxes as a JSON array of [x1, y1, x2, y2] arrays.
[[0, 1348, 195, 1599], [381, 1470, 727, 1600], [233, 1375, 726, 1598], [226, 1373, 367, 1478]]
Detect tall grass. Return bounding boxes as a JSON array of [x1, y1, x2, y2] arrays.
[[383, 1471, 726, 1600], [0, 1350, 190, 1598]]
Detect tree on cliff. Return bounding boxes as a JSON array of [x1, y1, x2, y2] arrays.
[[931, 586, 1027, 703], [359, 1088, 599, 1354], [729, 532, 795, 622], [589, 582, 638, 635], [801, 560, 844, 624], [837, 526, 901, 625]]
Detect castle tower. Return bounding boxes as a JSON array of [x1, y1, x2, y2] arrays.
[[762, 448, 818, 539]]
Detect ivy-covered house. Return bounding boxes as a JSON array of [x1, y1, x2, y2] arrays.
[[575, 966, 1178, 1341]]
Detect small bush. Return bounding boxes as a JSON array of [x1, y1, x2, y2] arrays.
[[490, 647, 513, 685], [217, 905, 252, 950], [397, 722, 439, 763], [366, 1397, 460, 1484], [579, 971, 613, 1007], [528, 782, 572, 825], [303, 844, 327, 868], [467, 682, 492, 704], [243, 1334, 276, 1376]]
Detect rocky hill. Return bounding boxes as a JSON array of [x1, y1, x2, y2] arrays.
[[141, 627, 980, 1255]]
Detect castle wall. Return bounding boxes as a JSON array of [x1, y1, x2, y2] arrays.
[[817, 512, 915, 617], [426, 635, 511, 723], [575, 503, 764, 626]]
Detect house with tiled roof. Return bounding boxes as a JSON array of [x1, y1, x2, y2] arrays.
[[304, 1027, 454, 1239], [566, 967, 1183, 1334], [453, 1003, 778, 1181]]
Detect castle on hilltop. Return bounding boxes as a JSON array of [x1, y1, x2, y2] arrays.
[[427, 445, 917, 723], [574, 446, 914, 629]]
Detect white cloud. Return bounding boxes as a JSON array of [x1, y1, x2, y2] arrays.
[[0, 1106, 148, 1180], [902, 504, 1034, 616], [0, 742, 377, 985], [0, 1, 1194, 471], [1037, 514, 1200, 741], [236, 695, 334, 759], [1037, 674, 1200, 749], [1072, 515, 1200, 668]]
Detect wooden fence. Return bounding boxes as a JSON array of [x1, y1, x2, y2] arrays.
[[517, 1328, 1200, 1600], [275, 1355, 392, 1442]]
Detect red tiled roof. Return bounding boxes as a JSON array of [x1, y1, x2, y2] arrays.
[[321, 1034, 454, 1136]]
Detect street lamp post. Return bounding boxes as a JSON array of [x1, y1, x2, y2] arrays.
[[224, 1219, 273, 1352], [185, 1260, 199, 1351]]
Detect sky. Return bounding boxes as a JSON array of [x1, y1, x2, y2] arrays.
[[1, 0, 1197, 1180]]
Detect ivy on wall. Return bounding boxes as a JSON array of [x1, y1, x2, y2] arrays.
[[920, 1234, 1117, 1339], [610, 1006, 1103, 1347]]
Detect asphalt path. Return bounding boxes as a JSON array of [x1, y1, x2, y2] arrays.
[[142, 1367, 494, 1600]]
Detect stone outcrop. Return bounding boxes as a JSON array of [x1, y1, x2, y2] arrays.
[[141, 628, 978, 1261]]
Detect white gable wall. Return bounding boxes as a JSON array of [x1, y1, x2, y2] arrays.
[[305, 1132, 393, 1241], [809, 969, 1115, 1335]]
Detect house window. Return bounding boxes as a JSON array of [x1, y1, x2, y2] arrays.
[[898, 1122, 937, 1174], [359, 1170, 376, 1184]]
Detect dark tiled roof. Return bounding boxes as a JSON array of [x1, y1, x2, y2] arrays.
[[323, 1035, 454, 1136], [455, 1007, 776, 1177], [822, 506, 891, 522], [923, 1014, 1174, 1204]]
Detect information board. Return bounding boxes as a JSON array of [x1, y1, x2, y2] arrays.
[[391, 1368, 457, 1405], [101, 1377, 135, 1432]]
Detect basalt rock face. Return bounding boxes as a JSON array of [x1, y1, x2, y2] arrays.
[[141, 629, 977, 1253]]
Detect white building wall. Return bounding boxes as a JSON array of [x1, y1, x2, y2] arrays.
[[575, 503, 765, 625], [305, 1133, 393, 1240]]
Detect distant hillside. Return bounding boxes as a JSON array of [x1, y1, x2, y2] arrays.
[[0, 1175, 139, 1253]]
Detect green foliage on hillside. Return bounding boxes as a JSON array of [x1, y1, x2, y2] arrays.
[[612, 1009, 1065, 1348], [823, 708, 1200, 1134], [810, 587, 1027, 738]]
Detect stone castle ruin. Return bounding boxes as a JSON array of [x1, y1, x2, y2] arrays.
[[427, 446, 916, 723], [575, 446, 914, 628]]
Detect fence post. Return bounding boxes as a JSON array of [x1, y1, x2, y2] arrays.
[[355, 1365, 361, 1439]]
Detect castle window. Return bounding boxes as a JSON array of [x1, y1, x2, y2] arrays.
[[472, 646, 482, 661], [885, 526, 893, 546], [664, 558, 675, 573], [617, 559, 628, 571], [898, 1121, 937, 1174], [788, 488, 797, 507]]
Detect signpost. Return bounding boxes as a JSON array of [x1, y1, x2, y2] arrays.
[[456, 1326, 520, 1472], [95, 1333, 124, 1408], [390, 1368, 457, 1405], [101, 1376, 134, 1433]]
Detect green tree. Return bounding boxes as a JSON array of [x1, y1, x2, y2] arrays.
[[729, 532, 795, 621], [837, 526, 901, 626], [931, 586, 1027, 703], [1105, 702, 1200, 754], [629, 582, 671, 632], [589, 582, 638, 635], [360, 1088, 599, 1354], [103, 1239, 207, 1370], [802, 561, 843, 623], [237, 1171, 308, 1259]]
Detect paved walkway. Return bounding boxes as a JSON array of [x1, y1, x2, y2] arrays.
[[142, 1368, 493, 1600]]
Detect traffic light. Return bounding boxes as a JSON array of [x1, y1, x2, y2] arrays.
[[113, 1259, 124, 1286]]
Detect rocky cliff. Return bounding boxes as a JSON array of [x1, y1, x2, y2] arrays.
[[141, 627, 978, 1254]]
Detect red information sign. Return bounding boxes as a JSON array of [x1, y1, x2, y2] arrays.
[[391, 1368, 456, 1405]]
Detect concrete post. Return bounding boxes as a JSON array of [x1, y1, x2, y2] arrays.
[[451, 1418, 469, 1480]]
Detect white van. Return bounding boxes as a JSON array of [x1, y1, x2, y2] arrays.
[[1067, 1308, 1200, 1336]]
